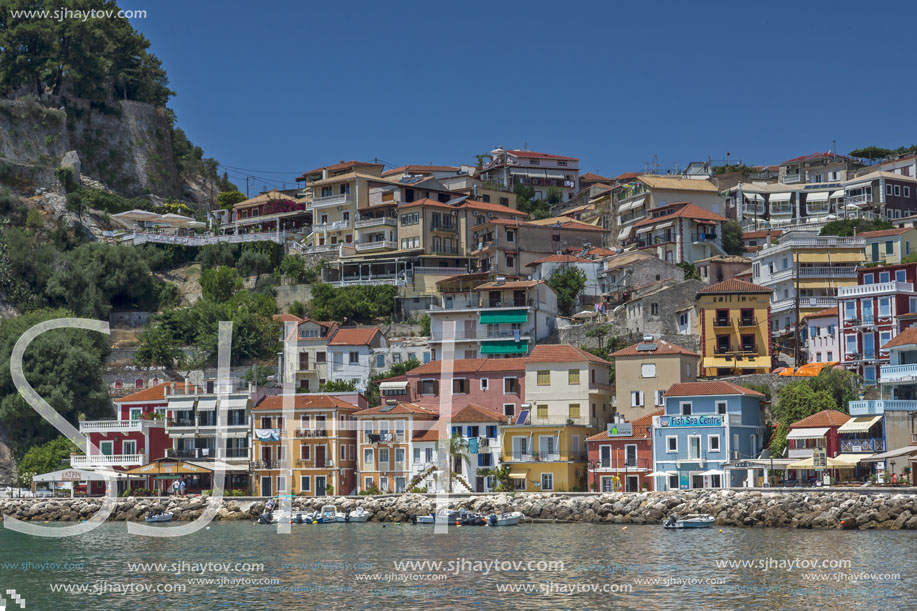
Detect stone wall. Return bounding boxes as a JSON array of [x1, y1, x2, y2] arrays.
[[559, 321, 699, 354], [4, 490, 915, 529]]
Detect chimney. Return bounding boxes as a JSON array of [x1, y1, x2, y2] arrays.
[[184, 376, 189, 394], [170, 381, 176, 395]]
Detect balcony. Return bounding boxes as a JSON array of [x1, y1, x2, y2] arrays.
[[880, 364, 917, 384], [783, 173, 802, 184], [715, 346, 758, 356], [304, 243, 341, 254], [354, 217, 397, 229], [79, 420, 144, 433], [713, 318, 732, 328], [311, 193, 353, 208], [781, 236, 866, 249], [838, 282, 915, 298], [71, 454, 144, 468], [431, 245, 461, 255], [431, 223, 458, 233], [847, 193, 873, 207], [798, 266, 858, 278], [839, 438, 885, 453], [772, 296, 836, 312], [295, 429, 328, 438], [414, 266, 469, 275], [849, 400, 917, 415], [692, 232, 718, 243], [254, 459, 291, 470], [313, 219, 350, 232], [508, 451, 587, 463], [356, 240, 397, 252], [737, 318, 757, 327]]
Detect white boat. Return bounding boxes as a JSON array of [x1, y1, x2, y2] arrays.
[[413, 509, 459, 524], [335, 507, 372, 522], [487, 511, 524, 526], [145, 512, 173, 523], [663, 513, 715, 529]]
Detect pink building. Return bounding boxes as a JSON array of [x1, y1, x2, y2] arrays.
[[803, 307, 839, 365]]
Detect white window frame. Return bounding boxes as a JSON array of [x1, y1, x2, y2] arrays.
[[363, 448, 374, 466], [624, 444, 638, 467], [631, 391, 644, 407], [540, 472, 554, 491], [276, 475, 287, 493], [122, 440, 137, 455], [99, 440, 114, 455], [716, 400, 727, 415], [480, 378, 489, 391], [688, 435, 702, 460], [666, 436, 678, 453], [300, 475, 311, 492], [655, 390, 665, 406], [680, 401, 692, 415], [641, 363, 656, 378], [708, 434, 721, 452], [503, 377, 518, 394]]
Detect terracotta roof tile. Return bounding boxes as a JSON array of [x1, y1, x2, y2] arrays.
[[526, 254, 593, 266], [528, 344, 610, 365], [273, 313, 304, 323], [412, 427, 440, 442], [254, 394, 359, 411], [406, 358, 527, 376], [398, 198, 455, 210], [328, 327, 382, 346], [610, 339, 700, 358], [633, 203, 727, 228], [586, 247, 617, 257], [580, 172, 613, 182], [664, 381, 765, 398], [857, 228, 913, 238], [789, 409, 850, 428], [697, 278, 772, 294], [115, 382, 189, 403], [472, 280, 540, 291], [506, 149, 578, 161], [459, 200, 527, 216], [801, 307, 839, 321], [355, 402, 438, 417], [382, 165, 460, 177], [448, 403, 509, 423], [297, 160, 382, 181], [586, 410, 663, 441], [883, 326, 917, 349]]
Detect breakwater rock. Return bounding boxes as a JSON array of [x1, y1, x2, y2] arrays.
[[2, 490, 916, 529]]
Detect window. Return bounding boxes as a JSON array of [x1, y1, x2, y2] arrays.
[[122, 440, 137, 455], [630, 391, 644, 407], [625, 444, 637, 467], [655, 390, 665, 406], [506, 255, 515, 267], [421, 379, 437, 395], [709, 435, 720, 452], [688, 435, 701, 459], [863, 273, 874, 285], [300, 476, 311, 492], [651, 303, 659, 315], [480, 378, 489, 391], [879, 297, 891, 317], [880, 331, 892, 349], [276, 476, 287, 493], [845, 300, 857, 321], [504, 377, 518, 394], [716, 401, 727, 415], [886, 241, 895, 255], [363, 448, 373, 465], [537, 370, 551, 386], [349, 351, 359, 364], [379, 448, 390, 464], [537, 404, 548, 419], [395, 448, 405, 465], [453, 379, 467, 394], [894, 185, 901, 196], [506, 230, 515, 242], [681, 401, 692, 415], [887, 184, 894, 196], [641, 363, 656, 378], [880, 271, 891, 283], [897, 269, 907, 283], [666, 436, 677, 452], [364, 477, 374, 490], [845, 334, 858, 357], [541, 473, 554, 491], [316, 351, 326, 363], [568, 369, 580, 384], [375, 354, 385, 368], [503, 404, 515, 417], [679, 312, 689, 327], [569, 404, 581, 419], [300, 445, 311, 460], [905, 186, 911, 198]]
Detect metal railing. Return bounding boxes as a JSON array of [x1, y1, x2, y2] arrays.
[[311, 193, 353, 208], [296, 429, 328, 438], [783, 174, 802, 184], [508, 451, 588, 463], [312, 219, 350, 232], [414, 266, 469, 275], [128, 231, 285, 246], [847, 193, 873, 206], [79, 420, 144, 433], [356, 240, 397, 251], [840, 439, 885, 453]]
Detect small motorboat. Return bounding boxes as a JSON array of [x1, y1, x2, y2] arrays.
[[336, 507, 372, 523], [663, 513, 715, 529], [412, 509, 459, 524], [145, 511, 173, 523], [487, 511, 524, 526], [256, 511, 279, 524], [458, 509, 486, 526], [291, 512, 307, 524]]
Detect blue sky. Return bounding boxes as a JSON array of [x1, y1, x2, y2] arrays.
[[123, 0, 917, 191]]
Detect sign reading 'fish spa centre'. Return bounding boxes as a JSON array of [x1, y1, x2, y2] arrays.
[[657, 415, 723, 427]]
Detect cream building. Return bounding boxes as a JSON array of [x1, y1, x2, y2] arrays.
[[609, 339, 700, 422]]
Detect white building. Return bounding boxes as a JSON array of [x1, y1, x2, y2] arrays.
[[803, 307, 840, 364], [327, 328, 387, 391]]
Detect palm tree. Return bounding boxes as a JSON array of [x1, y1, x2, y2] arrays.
[[447, 432, 469, 493]]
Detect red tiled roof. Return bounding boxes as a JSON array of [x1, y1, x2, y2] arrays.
[[297, 160, 383, 181], [612, 172, 640, 181], [697, 278, 772, 294], [448, 403, 508, 423], [412, 427, 440, 442], [406, 358, 527, 376], [506, 150, 578, 161], [398, 198, 454, 210], [665, 381, 765, 398], [585, 247, 617, 257], [328, 327, 382, 346], [580, 172, 613, 183], [116, 382, 189, 403], [273, 313, 303, 323], [633, 203, 727, 228], [742, 230, 782, 240], [586, 410, 663, 441], [382, 165, 460, 177], [609, 339, 700, 358], [528, 344, 610, 365], [355, 402, 438, 417], [526, 254, 593, 266], [555, 220, 606, 232], [253, 394, 359, 411], [801, 307, 838, 321], [472, 280, 540, 291], [789, 409, 850, 428], [460, 200, 527, 217], [883, 326, 917, 349], [857, 228, 913, 238], [782, 152, 853, 164]]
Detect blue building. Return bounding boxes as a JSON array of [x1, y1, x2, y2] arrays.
[[652, 381, 766, 489]]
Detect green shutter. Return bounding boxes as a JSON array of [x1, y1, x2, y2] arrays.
[[480, 340, 529, 355], [479, 309, 528, 324]]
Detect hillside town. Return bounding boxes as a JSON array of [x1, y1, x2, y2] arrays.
[[26, 145, 917, 498]]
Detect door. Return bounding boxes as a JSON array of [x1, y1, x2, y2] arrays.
[[689, 436, 701, 460], [691, 474, 704, 489], [315, 446, 326, 468], [476, 476, 485, 492], [463, 319, 476, 340], [600, 445, 611, 468], [395, 477, 406, 493], [871, 242, 880, 262], [626, 476, 639, 492], [261, 446, 271, 467], [315, 476, 326, 497], [261, 476, 272, 497]]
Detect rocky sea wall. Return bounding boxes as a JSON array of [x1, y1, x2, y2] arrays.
[[2, 490, 916, 529]]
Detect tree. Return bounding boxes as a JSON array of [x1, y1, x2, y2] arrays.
[[723, 220, 745, 256], [848, 146, 893, 162], [545, 186, 563, 206], [418, 313, 431, 336], [769, 383, 837, 455], [277, 255, 307, 283], [242, 364, 274, 386], [546, 264, 587, 316], [134, 323, 183, 368], [17, 436, 79, 487], [196, 243, 239, 269], [446, 432, 469, 493], [481, 464, 514, 492], [677, 261, 701, 280], [320, 380, 357, 392], [807, 367, 859, 412], [288, 300, 308, 319], [473, 152, 493, 169], [308, 283, 397, 324], [237, 250, 272, 280], [199, 266, 242, 302], [820, 219, 893, 237], [217, 191, 246, 210]]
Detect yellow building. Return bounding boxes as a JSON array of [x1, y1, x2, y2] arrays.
[[696, 279, 773, 377], [252, 394, 359, 497], [859, 227, 917, 265], [499, 344, 612, 492]]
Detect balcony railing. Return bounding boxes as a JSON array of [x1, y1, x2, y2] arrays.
[[254, 459, 291, 470], [847, 193, 873, 206], [432, 327, 533, 341], [431, 224, 458, 233], [783, 174, 802, 184], [838, 282, 914, 297], [713, 318, 731, 327], [414, 266, 468, 275], [311, 193, 353, 208], [70, 454, 144, 468], [798, 266, 859, 278], [737, 318, 757, 327], [79, 420, 144, 433], [295, 429, 328, 438], [304, 243, 341, 254], [840, 438, 885, 453], [431, 245, 460, 255], [880, 363, 917, 383], [508, 451, 587, 463], [312, 219, 350, 232], [354, 217, 397, 229], [849, 399, 917, 415], [356, 240, 397, 252], [714, 346, 758, 355]]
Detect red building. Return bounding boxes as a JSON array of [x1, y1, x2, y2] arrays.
[[73, 382, 181, 493], [838, 261, 917, 383], [586, 410, 662, 492], [787, 409, 851, 484]]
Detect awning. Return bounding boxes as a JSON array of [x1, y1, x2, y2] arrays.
[[223, 397, 249, 410], [838, 415, 882, 433], [655, 220, 675, 230], [788, 456, 857, 469], [168, 398, 195, 411], [196, 398, 217, 411], [778, 362, 839, 377], [806, 192, 830, 203], [617, 225, 633, 240], [830, 190, 845, 199], [786, 427, 830, 440], [125, 460, 212, 475], [635, 226, 652, 235], [834, 453, 865, 465], [619, 196, 646, 212], [32, 468, 126, 482], [509, 473, 527, 479], [479, 309, 528, 324], [743, 193, 764, 202], [770, 193, 792, 203], [480, 340, 529, 355], [187, 460, 249, 473], [379, 380, 409, 391], [545, 170, 565, 179], [859, 446, 917, 462]]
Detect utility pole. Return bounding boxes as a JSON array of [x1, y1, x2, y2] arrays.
[[793, 246, 800, 369]]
